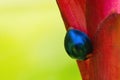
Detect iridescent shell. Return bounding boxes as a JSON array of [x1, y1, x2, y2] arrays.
[[64, 29, 93, 60]]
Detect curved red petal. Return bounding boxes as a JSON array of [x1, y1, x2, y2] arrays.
[[86, 0, 120, 38], [78, 13, 120, 80]]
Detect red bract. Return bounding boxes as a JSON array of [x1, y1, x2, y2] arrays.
[[57, 0, 87, 33], [57, 0, 120, 80]]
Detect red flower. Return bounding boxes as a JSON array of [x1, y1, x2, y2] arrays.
[[57, 0, 120, 80]]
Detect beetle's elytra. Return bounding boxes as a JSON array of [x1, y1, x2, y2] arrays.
[[64, 29, 93, 60]]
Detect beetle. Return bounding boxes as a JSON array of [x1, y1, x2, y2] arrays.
[[64, 28, 93, 60]]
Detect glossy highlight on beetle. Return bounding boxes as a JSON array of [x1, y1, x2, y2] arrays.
[[64, 29, 93, 60]]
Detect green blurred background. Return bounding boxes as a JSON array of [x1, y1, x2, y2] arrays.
[[0, 0, 81, 80]]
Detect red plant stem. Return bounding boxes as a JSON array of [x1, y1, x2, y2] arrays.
[[56, 0, 91, 79]]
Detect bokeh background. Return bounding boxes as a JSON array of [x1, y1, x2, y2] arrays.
[[0, 0, 81, 80]]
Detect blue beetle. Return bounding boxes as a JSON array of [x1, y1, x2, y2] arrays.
[[64, 28, 93, 60]]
